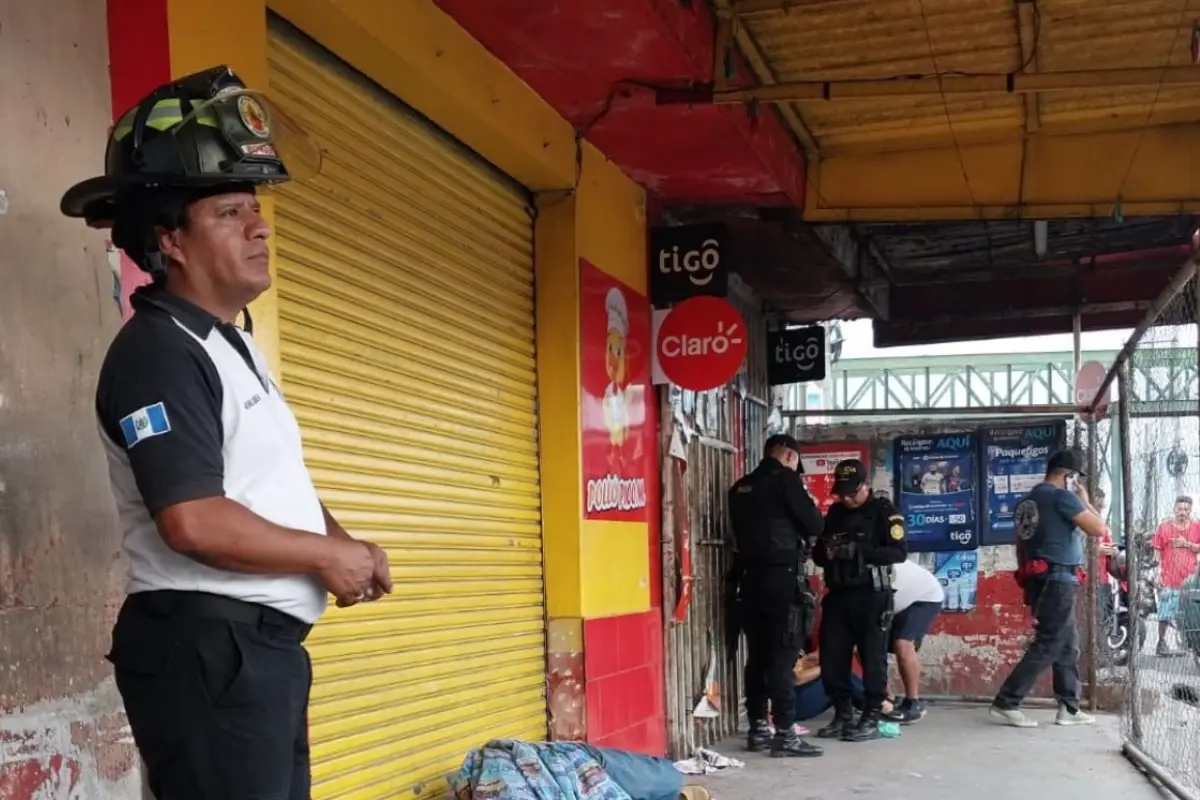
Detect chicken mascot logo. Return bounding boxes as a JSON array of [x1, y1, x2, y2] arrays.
[[602, 287, 631, 471]]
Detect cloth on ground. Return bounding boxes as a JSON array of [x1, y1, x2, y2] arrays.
[[452, 739, 683, 800], [672, 747, 745, 776]]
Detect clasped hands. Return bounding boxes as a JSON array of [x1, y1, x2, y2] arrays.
[[317, 538, 394, 608]]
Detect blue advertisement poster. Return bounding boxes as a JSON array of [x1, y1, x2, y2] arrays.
[[934, 551, 978, 613], [981, 421, 1066, 546], [893, 434, 978, 552]]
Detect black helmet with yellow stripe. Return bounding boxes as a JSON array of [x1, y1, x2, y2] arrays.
[[61, 64, 320, 220], [61, 65, 319, 272]]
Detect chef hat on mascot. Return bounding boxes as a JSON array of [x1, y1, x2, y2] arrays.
[[605, 287, 629, 338]]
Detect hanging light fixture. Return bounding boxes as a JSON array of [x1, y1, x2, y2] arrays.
[[1034, 219, 1048, 258]]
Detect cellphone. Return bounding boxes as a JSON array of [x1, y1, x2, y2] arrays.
[[1066, 474, 1078, 492]]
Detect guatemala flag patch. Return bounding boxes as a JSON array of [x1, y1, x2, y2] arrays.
[[119, 402, 172, 449]]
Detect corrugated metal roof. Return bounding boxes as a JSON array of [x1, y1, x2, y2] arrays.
[[741, 0, 1200, 153]]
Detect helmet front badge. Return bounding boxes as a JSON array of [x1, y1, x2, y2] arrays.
[[237, 95, 271, 139]]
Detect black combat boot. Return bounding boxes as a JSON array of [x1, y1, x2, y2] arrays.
[[816, 701, 854, 739], [744, 720, 772, 752], [841, 708, 882, 742], [769, 730, 823, 758]]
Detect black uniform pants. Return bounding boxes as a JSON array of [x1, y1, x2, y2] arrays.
[[819, 589, 892, 712], [108, 591, 313, 800], [743, 602, 802, 732]]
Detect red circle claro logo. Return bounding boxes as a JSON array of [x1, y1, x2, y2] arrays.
[[656, 296, 748, 391]]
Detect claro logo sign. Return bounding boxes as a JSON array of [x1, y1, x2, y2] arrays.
[[649, 222, 729, 305], [654, 296, 748, 392]]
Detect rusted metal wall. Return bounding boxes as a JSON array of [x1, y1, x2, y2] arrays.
[[0, 1, 141, 796], [661, 280, 768, 758]]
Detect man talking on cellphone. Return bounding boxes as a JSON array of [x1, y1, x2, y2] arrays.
[[990, 449, 1108, 728]]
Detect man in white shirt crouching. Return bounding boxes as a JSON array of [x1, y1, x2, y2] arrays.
[[884, 559, 945, 723]]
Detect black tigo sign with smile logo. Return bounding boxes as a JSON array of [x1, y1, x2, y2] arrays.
[[649, 223, 729, 305], [767, 325, 826, 386]]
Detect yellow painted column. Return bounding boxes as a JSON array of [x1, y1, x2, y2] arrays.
[[536, 142, 652, 622], [166, 0, 280, 377]]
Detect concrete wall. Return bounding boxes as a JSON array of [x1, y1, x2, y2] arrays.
[[0, 1, 142, 796], [797, 419, 1055, 700]]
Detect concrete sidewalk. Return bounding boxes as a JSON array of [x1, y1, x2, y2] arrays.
[[694, 705, 1165, 800]]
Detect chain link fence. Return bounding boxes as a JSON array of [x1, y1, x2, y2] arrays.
[[1104, 262, 1200, 798]]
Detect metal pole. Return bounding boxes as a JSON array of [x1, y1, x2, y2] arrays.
[[1123, 742, 1200, 800], [1084, 419, 1100, 711], [783, 403, 1083, 419], [1194, 266, 1200, 444], [1118, 364, 1143, 745], [1073, 311, 1083, 445], [1088, 258, 1198, 413]]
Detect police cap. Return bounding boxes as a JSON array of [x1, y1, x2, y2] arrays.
[[831, 458, 867, 496]]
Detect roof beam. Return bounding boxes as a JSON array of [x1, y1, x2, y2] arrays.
[[656, 66, 1200, 105], [899, 300, 1148, 329], [732, 0, 860, 19], [712, 0, 821, 157], [873, 307, 1148, 347], [888, 254, 1189, 287]]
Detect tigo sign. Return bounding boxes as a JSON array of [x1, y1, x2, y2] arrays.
[[653, 296, 747, 391], [649, 223, 729, 305]]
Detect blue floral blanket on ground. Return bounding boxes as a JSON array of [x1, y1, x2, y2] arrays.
[[452, 740, 681, 800]]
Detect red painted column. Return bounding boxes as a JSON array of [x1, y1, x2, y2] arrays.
[[104, 0, 171, 318]]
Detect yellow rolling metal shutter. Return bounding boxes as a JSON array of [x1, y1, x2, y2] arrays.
[[267, 22, 546, 800]]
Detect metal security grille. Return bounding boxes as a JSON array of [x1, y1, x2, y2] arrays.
[[268, 20, 546, 800], [1109, 262, 1200, 800], [662, 279, 769, 757]]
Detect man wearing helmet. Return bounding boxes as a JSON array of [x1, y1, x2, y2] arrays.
[[62, 66, 392, 799]]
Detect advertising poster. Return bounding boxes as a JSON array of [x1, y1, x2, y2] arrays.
[[933, 551, 979, 613], [893, 434, 979, 552], [981, 421, 1066, 546], [579, 260, 651, 522], [799, 443, 870, 514]]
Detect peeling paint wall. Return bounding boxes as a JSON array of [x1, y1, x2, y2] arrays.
[[798, 419, 1061, 699], [0, 0, 139, 796]]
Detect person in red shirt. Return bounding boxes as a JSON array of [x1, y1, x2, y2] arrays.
[[1150, 496, 1200, 657]]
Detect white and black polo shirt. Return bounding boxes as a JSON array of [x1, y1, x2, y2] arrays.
[[95, 286, 327, 624]]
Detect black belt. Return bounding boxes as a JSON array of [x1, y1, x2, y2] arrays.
[[126, 590, 312, 642]]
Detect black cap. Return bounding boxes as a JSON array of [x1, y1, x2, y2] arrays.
[[831, 458, 867, 496], [1047, 449, 1087, 476]]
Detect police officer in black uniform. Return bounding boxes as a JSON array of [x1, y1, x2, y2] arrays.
[[812, 459, 907, 742], [727, 434, 824, 757]]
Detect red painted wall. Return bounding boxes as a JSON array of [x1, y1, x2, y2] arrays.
[[582, 388, 667, 755], [584, 611, 667, 755]]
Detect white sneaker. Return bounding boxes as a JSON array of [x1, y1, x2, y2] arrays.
[[1055, 706, 1096, 726], [989, 707, 1038, 727]]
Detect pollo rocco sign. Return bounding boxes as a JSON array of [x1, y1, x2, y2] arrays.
[[654, 296, 748, 391]]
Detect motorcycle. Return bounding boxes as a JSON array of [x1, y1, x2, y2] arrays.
[[1103, 544, 1155, 667], [1179, 568, 1200, 669]]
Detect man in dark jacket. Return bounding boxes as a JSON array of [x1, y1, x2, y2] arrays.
[[727, 434, 824, 757]]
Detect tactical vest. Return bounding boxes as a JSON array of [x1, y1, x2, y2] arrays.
[[824, 501, 893, 592]]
